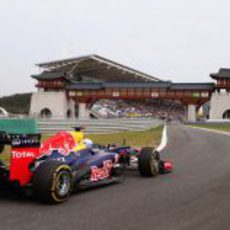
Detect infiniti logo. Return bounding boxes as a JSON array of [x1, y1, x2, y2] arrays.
[[11, 138, 39, 146], [12, 139, 21, 146]]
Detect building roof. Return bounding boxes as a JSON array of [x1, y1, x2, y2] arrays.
[[67, 83, 102, 90], [31, 70, 67, 80], [35, 54, 160, 82], [66, 82, 215, 90], [66, 81, 171, 90], [102, 82, 171, 88], [210, 68, 230, 79], [170, 83, 215, 90]]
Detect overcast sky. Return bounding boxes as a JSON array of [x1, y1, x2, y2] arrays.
[[0, 0, 230, 96]]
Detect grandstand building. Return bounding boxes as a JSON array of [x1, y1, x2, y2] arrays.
[[209, 69, 230, 120], [30, 55, 230, 121]]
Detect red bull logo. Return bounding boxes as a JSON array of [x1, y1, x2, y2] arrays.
[[40, 132, 75, 156], [90, 160, 113, 181]]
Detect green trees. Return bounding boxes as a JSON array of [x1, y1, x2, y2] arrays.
[[0, 93, 31, 114]]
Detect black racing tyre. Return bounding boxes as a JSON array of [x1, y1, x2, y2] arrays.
[[32, 161, 73, 204], [0, 145, 4, 154], [138, 147, 159, 177]]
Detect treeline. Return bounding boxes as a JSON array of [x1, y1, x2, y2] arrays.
[[0, 93, 32, 114]]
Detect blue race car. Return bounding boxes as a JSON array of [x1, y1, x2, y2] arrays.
[[0, 128, 172, 204]]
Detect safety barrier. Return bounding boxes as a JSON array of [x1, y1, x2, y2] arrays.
[[0, 118, 38, 134], [37, 118, 163, 134]]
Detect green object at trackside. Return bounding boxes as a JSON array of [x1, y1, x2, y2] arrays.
[[0, 119, 38, 134]]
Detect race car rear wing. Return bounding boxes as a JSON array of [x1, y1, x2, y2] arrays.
[[0, 132, 12, 146], [0, 132, 41, 148], [0, 132, 42, 186]]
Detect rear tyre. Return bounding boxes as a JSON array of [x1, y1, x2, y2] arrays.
[[32, 161, 72, 204], [138, 147, 159, 177]]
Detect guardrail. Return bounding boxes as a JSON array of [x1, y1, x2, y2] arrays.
[[36, 118, 163, 134]]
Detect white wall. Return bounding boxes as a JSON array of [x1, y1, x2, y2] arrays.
[[210, 92, 230, 119], [30, 91, 72, 119]]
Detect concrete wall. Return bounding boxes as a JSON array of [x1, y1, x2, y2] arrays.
[[210, 92, 230, 119], [30, 91, 73, 119]]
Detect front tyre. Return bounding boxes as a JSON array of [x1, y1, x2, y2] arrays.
[[138, 147, 159, 177], [32, 161, 72, 204]]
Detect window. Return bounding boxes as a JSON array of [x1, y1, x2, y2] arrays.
[[40, 108, 52, 118], [223, 109, 230, 119]]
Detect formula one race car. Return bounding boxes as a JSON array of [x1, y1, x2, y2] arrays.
[[0, 128, 172, 204]]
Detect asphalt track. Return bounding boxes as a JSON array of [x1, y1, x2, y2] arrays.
[[0, 124, 230, 230]]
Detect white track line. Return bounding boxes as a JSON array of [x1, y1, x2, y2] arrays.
[[188, 126, 230, 136], [156, 125, 168, 152]]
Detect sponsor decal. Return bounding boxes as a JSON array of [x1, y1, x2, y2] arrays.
[[69, 91, 76, 97], [151, 92, 159, 98], [44, 141, 71, 156], [192, 92, 200, 98], [201, 92, 209, 98], [55, 141, 71, 156], [112, 91, 120, 97], [12, 139, 21, 146], [12, 151, 35, 159], [90, 160, 113, 181], [76, 91, 83, 97], [11, 137, 40, 147]]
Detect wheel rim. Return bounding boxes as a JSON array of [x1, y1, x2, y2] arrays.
[[150, 155, 159, 175], [56, 171, 71, 197]]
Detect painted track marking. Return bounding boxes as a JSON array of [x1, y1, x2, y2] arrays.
[[156, 125, 167, 152]]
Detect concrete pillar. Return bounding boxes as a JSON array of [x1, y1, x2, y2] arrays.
[[78, 103, 90, 119], [187, 104, 196, 122]]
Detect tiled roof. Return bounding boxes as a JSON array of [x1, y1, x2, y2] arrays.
[[31, 71, 67, 80], [210, 68, 230, 79]]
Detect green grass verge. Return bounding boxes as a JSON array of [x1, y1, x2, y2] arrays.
[[0, 125, 163, 164], [86, 125, 163, 148], [0, 146, 11, 163], [189, 123, 230, 132]]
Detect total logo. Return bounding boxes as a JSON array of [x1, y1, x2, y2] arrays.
[[12, 151, 35, 159]]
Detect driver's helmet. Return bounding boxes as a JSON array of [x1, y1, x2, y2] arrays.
[[82, 138, 94, 148]]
